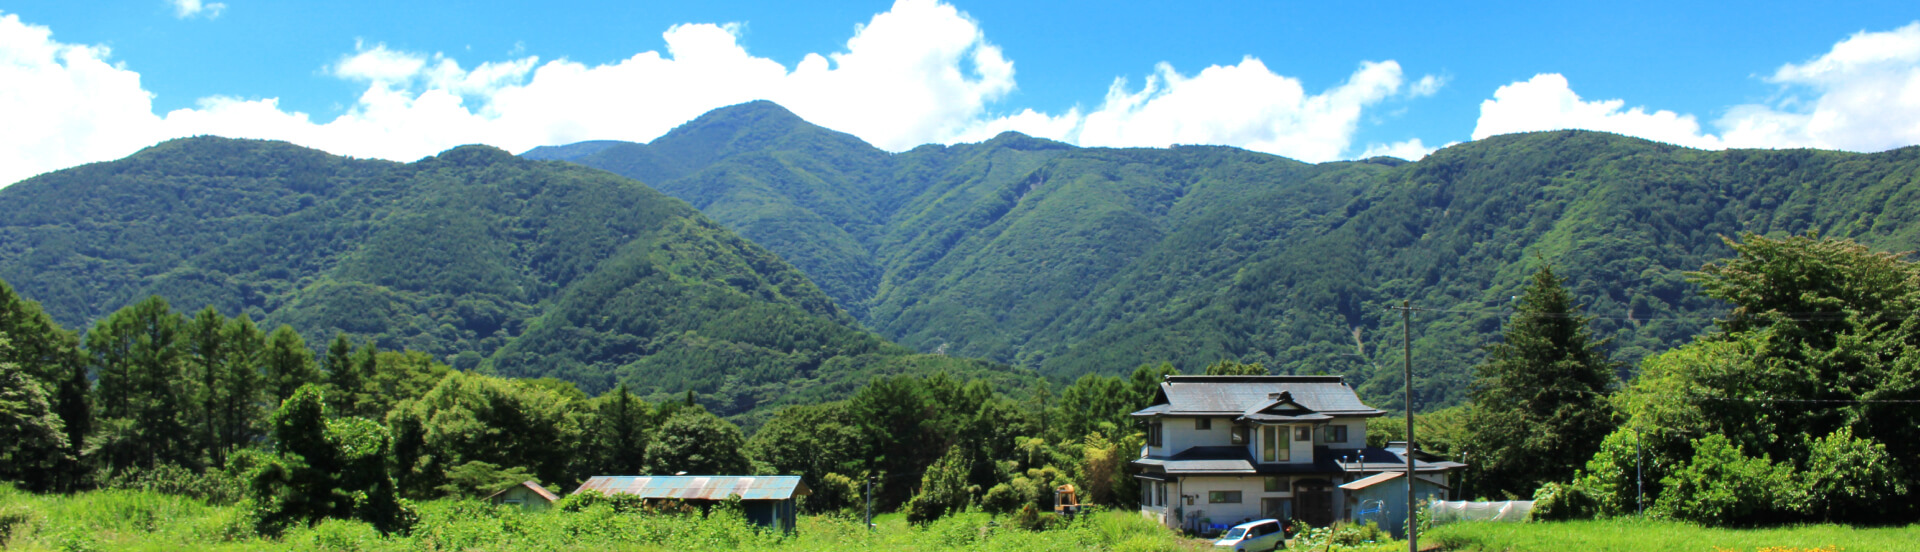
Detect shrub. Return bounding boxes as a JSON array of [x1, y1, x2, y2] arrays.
[[1798, 427, 1909, 524], [1653, 434, 1795, 526], [1530, 481, 1600, 521]]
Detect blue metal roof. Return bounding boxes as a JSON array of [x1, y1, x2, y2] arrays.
[[573, 475, 810, 501]]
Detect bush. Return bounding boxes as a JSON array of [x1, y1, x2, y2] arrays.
[[1798, 427, 1909, 524], [1530, 482, 1600, 521], [1570, 427, 1647, 517], [1653, 434, 1796, 526]]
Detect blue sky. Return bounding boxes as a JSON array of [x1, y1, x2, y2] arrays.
[[3, 0, 1919, 185]]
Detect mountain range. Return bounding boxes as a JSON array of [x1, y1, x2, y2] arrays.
[[0, 136, 1019, 423], [530, 101, 1920, 410], [6, 101, 1919, 415]]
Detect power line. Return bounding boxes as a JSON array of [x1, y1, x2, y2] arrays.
[[1689, 395, 1920, 404], [1389, 305, 1920, 323]]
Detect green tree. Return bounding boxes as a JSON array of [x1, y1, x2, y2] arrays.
[[214, 314, 266, 465], [1465, 265, 1619, 497], [1203, 359, 1269, 375], [185, 307, 227, 466], [575, 384, 655, 480], [0, 338, 70, 491], [250, 384, 410, 535], [904, 444, 976, 524], [645, 408, 750, 476], [323, 334, 358, 416], [746, 401, 866, 505], [262, 325, 319, 407], [88, 296, 193, 473], [0, 279, 88, 490]]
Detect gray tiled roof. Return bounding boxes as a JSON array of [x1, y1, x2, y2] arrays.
[[1131, 375, 1386, 417], [1134, 446, 1461, 476]]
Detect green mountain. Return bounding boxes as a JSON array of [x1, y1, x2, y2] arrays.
[[547, 101, 1920, 410], [0, 136, 1020, 421]]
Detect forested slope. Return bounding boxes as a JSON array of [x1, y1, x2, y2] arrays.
[[545, 102, 1920, 410], [0, 136, 1019, 419]]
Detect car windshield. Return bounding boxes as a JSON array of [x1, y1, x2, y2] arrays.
[[1223, 527, 1248, 539]]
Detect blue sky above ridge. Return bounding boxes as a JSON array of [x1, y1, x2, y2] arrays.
[[2, 0, 1918, 186]]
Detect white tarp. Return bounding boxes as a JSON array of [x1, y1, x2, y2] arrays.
[[1428, 500, 1533, 524]]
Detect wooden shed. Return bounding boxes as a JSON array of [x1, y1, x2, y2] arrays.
[[487, 480, 560, 511], [575, 475, 810, 533]]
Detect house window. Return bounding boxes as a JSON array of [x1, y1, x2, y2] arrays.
[[1196, 417, 1212, 430], [1264, 476, 1289, 492], [1142, 484, 1152, 506], [1295, 425, 1312, 442], [1231, 425, 1248, 445], [1148, 421, 1163, 447], [1262, 426, 1277, 462], [1326, 425, 1349, 443], [1156, 482, 1166, 506], [1209, 490, 1242, 504]]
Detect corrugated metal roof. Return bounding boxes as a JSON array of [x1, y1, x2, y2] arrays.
[[1133, 375, 1386, 417], [484, 480, 559, 502], [573, 476, 810, 501], [1338, 471, 1450, 491]]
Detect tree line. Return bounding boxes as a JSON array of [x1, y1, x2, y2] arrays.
[[4, 232, 1914, 532], [0, 283, 1226, 534]]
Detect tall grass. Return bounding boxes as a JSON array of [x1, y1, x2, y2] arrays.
[[1428, 518, 1920, 552], [0, 486, 1206, 552]]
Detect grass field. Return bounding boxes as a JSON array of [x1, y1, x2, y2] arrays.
[[1427, 518, 1920, 552], [0, 485, 1219, 552]]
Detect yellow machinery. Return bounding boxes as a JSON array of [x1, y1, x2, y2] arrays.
[[1053, 484, 1083, 517]]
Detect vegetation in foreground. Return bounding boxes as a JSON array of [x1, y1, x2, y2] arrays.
[[1429, 518, 1920, 552], [0, 485, 1207, 552]]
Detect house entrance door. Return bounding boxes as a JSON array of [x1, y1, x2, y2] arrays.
[[1294, 479, 1334, 527]]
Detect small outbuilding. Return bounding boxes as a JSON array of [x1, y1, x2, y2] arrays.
[[575, 475, 810, 533], [1339, 471, 1449, 537], [487, 480, 561, 512]]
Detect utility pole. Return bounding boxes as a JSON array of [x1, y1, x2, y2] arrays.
[[1394, 300, 1418, 552], [1635, 426, 1644, 516]]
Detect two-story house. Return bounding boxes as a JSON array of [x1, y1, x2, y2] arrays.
[[1130, 375, 1463, 534]]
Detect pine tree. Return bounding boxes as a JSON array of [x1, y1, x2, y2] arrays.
[[186, 307, 227, 466], [325, 335, 364, 418], [88, 296, 192, 472], [1464, 265, 1620, 498], [263, 325, 319, 407], [216, 314, 266, 465]]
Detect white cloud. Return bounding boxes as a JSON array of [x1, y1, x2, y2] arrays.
[[1721, 21, 1920, 151], [1474, 22, 1920, 153], [1359, 138, 1439, 161], [1472, 73, 1726, 148], [170, 0, 225, 20], [0, 0, 1437, 186], [961, 59, 1437, 163]]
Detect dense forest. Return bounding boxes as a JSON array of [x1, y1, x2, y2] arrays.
[[534, 101, 1920, 410], [0, 137, 1021, 423]]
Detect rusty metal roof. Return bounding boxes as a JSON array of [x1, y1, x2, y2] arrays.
[[573, 475, 810, 501], [485, 480, 560, 502]]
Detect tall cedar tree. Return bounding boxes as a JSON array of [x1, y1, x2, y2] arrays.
[[1465, 265, 1620, 498]]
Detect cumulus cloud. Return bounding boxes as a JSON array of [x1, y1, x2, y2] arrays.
[[1474, 22, 1920, 153], [1358, 138, 1441, 161], [0, 0, 1439, 185], [171, 0, 225, 20], [1472, 73, 1726, 148], [961, 59, 1442, 163]]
